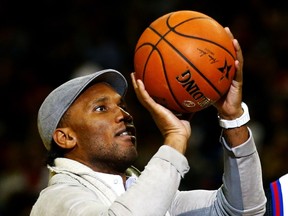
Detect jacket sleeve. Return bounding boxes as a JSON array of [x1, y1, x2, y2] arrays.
[[219, 127, 266, 215], [169, 128, 267, 216], [110, 145, 190, 216]]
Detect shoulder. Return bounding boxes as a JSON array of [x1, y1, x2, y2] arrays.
[[31, 174, 100, 215]]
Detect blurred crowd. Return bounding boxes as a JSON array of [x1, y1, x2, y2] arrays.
[[0, 0, 287, 215]]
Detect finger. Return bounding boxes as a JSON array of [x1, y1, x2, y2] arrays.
[[131, 72, 146, 107], [130, 72, 138, 90], [130, 73, 144, 102], [131, 73, 146, 102], [224, 27, 243, 83], [233, 39, 243, 83], [224, 27, 234, 39], [130, 73, 157, 111]]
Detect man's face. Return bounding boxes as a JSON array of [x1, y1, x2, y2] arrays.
[[64, 82, 137, 173]]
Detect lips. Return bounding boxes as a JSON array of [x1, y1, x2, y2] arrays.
[[115, 124, 136, 145], [116, 124, 136, 138]]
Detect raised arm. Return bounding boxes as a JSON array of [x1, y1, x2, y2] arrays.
[[213, 27, 249, 147], [214, 27, 266, 215]]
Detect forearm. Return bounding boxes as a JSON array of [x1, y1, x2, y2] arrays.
[[221, 125, 249, 148], [218, 102, 251, 147], [221, 128, 266, 215]]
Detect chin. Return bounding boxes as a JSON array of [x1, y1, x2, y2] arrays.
[[117, 154, 138, 172]]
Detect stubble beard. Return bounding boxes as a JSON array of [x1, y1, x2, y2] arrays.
[[91, 146, 138, 174]]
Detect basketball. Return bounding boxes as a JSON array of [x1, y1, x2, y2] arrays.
[[134, 10, 236, 113]]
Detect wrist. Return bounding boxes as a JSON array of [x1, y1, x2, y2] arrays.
[[218, 102, 250, 129], [164, 135, 187, 154]]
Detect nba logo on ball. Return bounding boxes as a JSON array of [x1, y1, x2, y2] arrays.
[[134, 10, 236, 114]]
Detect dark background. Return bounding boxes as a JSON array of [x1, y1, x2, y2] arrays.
[[0, 0, 287, 215]]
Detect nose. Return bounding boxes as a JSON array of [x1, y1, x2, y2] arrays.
[[117, 107, 133, 123]]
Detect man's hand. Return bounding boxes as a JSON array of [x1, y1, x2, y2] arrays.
[[131, 73, 191, 154]]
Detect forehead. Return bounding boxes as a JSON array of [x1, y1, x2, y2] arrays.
[[85, 82, 117, 93]]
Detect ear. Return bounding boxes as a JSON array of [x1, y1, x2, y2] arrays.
[[53, 128, 77, 149]]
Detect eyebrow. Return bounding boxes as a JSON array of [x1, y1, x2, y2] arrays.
[[89, 96, 109, 107], [91, 95, 125, 105]]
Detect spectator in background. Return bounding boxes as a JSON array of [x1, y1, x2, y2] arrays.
[[265, 173, 288, 216]]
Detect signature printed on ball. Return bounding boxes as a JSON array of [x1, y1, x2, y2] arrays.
[[183, 100, 196, 108]]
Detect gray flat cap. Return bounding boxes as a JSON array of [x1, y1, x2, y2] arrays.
[[37, 69, 128, 150]]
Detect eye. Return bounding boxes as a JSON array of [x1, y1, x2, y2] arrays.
[[94, 105, 108, 112]]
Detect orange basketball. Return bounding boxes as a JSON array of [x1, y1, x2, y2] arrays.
[[134, 10, 236, 113]]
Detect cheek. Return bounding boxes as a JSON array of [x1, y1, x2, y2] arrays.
[[78, 121, 113, 145]]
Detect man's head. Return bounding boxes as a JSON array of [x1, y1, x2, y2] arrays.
[[38, 69, 127, 150], [38, 69, 138, 172]]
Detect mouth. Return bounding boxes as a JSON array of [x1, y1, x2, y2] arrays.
[[116, 124, 136, 143]]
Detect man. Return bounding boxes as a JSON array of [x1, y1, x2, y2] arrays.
[[30, 28, 266, 215]]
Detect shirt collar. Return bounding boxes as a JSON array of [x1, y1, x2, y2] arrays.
[[49, 158, 138, 196]]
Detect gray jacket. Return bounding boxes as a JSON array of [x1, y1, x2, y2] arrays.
[[30, 129, 266, 215]]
